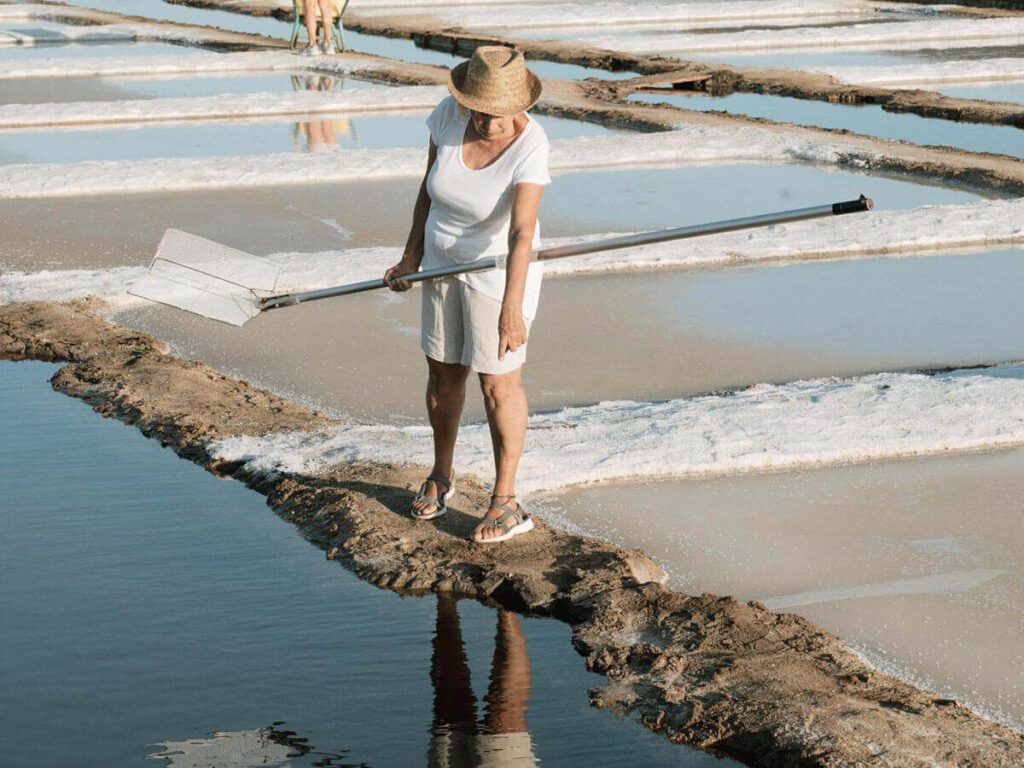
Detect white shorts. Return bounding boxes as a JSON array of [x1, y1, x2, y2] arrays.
[[421, 277, 531, 374]]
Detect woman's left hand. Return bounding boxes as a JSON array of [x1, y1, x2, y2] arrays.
[[498, 305, 528, 361]]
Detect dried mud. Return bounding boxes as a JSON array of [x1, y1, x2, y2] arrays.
[[3, 299, 1023, 767]]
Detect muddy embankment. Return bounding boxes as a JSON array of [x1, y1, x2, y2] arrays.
[[158, 0, 1024, 129], [4, 299, 1023, 767]]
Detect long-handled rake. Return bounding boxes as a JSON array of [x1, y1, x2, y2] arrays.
[[128, 195, 872, 326]]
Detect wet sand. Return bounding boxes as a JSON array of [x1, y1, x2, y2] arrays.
[[543, 447, 1024, 728]]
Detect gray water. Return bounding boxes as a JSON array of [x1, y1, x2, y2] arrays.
[[0, 360, 727, 767], [0, 111, 626, 164], [630, 90, 1024, 159]]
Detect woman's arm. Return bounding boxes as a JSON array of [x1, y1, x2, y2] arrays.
[[384, 141, 437, 291], [498, 182, 544, 360]]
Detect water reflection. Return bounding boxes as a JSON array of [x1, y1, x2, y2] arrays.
[[291, 74, 355, 152], [149, 725, 359, 767], [429, 596, 537, 767]]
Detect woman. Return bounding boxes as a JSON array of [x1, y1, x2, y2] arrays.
[[384, 46, 549, 544]]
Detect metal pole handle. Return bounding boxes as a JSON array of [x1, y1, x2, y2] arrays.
[[260, 196, 872, 311]]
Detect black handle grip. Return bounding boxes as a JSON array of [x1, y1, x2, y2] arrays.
[[832, 195, 874, 215]]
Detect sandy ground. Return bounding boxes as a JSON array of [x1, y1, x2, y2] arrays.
[[2, 298, 1023, 766]]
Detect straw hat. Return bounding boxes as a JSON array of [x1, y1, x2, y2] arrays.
[[448, 46, 542, 116]]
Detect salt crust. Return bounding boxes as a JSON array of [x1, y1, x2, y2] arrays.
[[0, 123, 894, 198], [0, 51, 380, 79], [356, 0, 890, 28], [582, 18, 1024, 54], [0, 85, 446, 128], [210, 363, 1024, 493], [0, 23, 135, 45], [3, 198, 1020, 309], [816, 58, 1024, 87]]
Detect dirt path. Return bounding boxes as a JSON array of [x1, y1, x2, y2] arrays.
[[3, 299, 1022, 767]]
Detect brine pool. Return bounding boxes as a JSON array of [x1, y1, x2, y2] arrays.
[[0, 109, 628, 164], [0, 360, 728, 768], [630, 91, 1024, 159], [0, 162, 988, 271]]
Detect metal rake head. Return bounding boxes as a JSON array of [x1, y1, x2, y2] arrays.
[[128, 229, 282, 327]]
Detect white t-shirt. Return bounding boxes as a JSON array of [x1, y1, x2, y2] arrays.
[[423, 96, 550, 320]]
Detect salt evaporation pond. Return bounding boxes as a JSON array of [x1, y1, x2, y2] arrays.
[[936, 81, 1024, 105], [690, 44, 1024, 73], [630, 91, 1024, 159], [540, 446, 1024, 730], [0, 71, 383, 104], [0, 163, 987, 271], [0, 39, 190, 60], [0, 112, 626, 164], [0, 360, 727, 768], [55, 0, 640, 80], [118, 246, 1024, 422]]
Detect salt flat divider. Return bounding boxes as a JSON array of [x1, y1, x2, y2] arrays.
[[815, 58, 1024, 87], [210, 363, 1024, 494], [0, 86, 447, 129]]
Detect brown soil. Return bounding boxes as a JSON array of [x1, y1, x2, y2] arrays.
[[3, 298, 1022, 767]]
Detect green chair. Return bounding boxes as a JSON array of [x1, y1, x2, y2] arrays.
[[290, 0, 350, 51]]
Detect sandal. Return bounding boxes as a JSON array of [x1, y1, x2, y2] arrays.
[[472, 495, 534, 544], [411, 472, 455, 521]]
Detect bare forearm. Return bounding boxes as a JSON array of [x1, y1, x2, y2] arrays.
[[502, 231, 533, 310]]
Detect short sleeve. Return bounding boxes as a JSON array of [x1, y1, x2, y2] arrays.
[[425, 96, 455, 145], [513, 132, 551, 186]]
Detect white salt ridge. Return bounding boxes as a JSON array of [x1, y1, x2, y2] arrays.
[[583, 18, 1024, 54], [0, 85, 445, 128], [0, 23, 135, 46], [0, 50, 378, 79], [210, 363, 1024, 494], [818, 58, 1024, 87], [362, 0, 889, 29], [0, 123, 889, 198], [3, 199, 1020, 306]]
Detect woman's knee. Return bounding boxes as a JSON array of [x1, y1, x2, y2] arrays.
[[427, 357, 469, 391], [479, 370, 522, 408]]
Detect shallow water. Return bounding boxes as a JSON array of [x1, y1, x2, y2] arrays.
[[0, 163, 984, 272], [0, 39, 190, 59], [117, 246, 1024, 422], [691, 44, 1024, 72], [0, 360, 725, 768], [0, 71, 382, 104], [631, 90, 1024, 159], [935, 81, 1024, 106], [0, 111, 625, 164], [541, 447, 1024, 730], [55, 0, 640, 80]]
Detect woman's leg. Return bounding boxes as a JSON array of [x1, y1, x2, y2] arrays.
[[413, 356, 470, 516], [474, 368, 528, 541], [303, 2, 318, 46], [317, 0, 334, 45]]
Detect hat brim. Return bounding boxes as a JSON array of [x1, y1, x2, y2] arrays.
[[447, 59, 543, 117]]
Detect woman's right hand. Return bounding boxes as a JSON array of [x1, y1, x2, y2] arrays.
[[384, 257, 418, 291]]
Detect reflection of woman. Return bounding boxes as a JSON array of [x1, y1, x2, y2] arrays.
[[429, 596, 537, 768], [292, 75, 353, 152], [384, 47, 550, 544]]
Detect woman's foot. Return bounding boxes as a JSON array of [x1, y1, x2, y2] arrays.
[[300, 44, 320, 57], [320, 39, 337, 54], [472, 495, 534, 543], [411, 471, 455, 520]]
